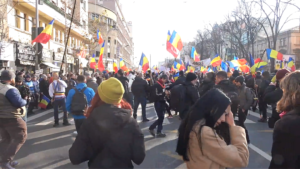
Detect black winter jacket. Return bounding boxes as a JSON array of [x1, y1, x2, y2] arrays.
[[39, 79, 50, 98], [152, 82, 165, 103], [184, 81, 199, 107], [199, 80, 215, 97], [215, 80, 237, 93], [168, 75, 186, 90], [69, 104, 145, 169], [131, 77, 148, 97], [269, 107, 300, 169], [117, 76, 131, 102], [258, 79, 270, 99]]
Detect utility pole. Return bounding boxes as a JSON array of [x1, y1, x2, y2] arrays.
[[35, 0, 39, 70]]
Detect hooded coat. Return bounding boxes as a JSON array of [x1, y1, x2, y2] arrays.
[[69, 104, 145, 168]]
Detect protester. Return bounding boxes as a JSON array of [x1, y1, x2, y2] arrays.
[[49, 72, 70, 127], [15, 75, 30, 101], [215, 71, 239, 117], [257, 71, 271, 122], [66, 73, 77, 96], [269, 71, 300, 168], [229, 70, 240, 83], [131, 72, 149, 121], [66, 75, 95, 133], [85, 72, 98, 93], [179, 72, 199, 120], [235, 76, 253, 144], [39, 74, 51, 109], [69, 77, 145, 168], [176, 89, 249, 169], [127, 71, 136, 108], [264, 69, 290, 128], [149, 74, 168, 137], [199, 72, 215, 96], [31, 75, 40, 109], [0, 70, 27, 169], [24, 74, 37, 114], [116, 69, 131, 104]]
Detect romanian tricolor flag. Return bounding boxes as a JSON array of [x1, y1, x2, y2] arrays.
[[211, 55, 222, 67], [187, 66, 195, 72], [237, 59, 247, 65], [32, 19, 54, 44], [173, 61, 181, 70], [240, 65, 250, 73], [288, 57, 296, 71], [169, 31, 183, 51], [166, 30, 180, 58], [167, 30, 171, 42], [120, 58, 126, 70], [234, 56, 239, 60], [139, 53, 149, 73], [179, 59, 185, 70], [250, 61, 268, 73], [98, 41, 105, 71], [173, 72, 179, 81], [97, 29, 104, 44], [113, 61, 118, 73], [90, 54, 96, 69], [38, 95, 50, 109], [266, 49, 283, 60], [171, 65, 175, 71], [191, 47, 200, 62]]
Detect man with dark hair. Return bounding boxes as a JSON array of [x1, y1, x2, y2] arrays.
[[149, 74, 168, 137], [66, 75, 95, 133], [117, 69, 131, 104], [215, 71, 227, 84], [85, 72, 98, 93], [0, 70, 27, 169]]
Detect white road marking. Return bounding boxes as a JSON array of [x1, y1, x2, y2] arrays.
[[234, 116, 256, 123], [27, 109, 53, 122], [175, 163, 187, 169], [249, 143, 272, 161], [35, 113, 63, 126], [32, 134, 71, 145], [248, 111, 261, 118], [41, 159, 70, 169]]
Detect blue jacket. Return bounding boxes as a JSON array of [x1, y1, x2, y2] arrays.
[[66, 83, 95, 119]]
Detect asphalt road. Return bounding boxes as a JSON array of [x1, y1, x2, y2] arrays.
[[14, 104, 274, 169]]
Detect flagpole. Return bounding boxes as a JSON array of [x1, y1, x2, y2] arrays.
[[35, 0, 39, 71]]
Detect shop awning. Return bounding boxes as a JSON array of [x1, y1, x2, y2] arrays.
[[41, 62, 60, 69]]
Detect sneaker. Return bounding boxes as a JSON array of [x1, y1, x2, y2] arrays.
[[167, 115, 173, 118], [10, 161, 19, 167], [142, 119, 150, 122], [63, 121, 71, 126], [53, 123, 59, 127], [258, 118, 267, 122], [156, 132, 166, 138], [0, 162, 15, 169], [149, 129, 155, 137]]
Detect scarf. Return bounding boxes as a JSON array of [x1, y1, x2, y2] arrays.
[[157, 79, 165, 89]]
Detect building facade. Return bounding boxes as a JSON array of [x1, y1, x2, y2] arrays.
[[88, 0, 133, 71], [0, 0, 90, 75]]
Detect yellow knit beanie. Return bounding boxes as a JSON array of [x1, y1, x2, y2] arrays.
[[98, 77, 124, 104]]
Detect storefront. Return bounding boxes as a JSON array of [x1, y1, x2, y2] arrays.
[[0, 42, 15, 71], [66, 54, 74, 73], [15, 43, 36, 73], [53, 53, 63, 73], [40, 48, 59, 74]]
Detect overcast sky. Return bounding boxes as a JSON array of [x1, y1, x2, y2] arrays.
[[119, 0, 300, 67]]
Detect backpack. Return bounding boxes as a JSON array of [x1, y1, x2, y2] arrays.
[[71, 87, 88, 115], [169, 84, 186, 112], [224, 91, 239, 105], [245, 87, 258, 107]]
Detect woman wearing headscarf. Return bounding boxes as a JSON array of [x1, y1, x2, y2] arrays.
[[269, 71, 300, 169], [69, 77, 145, 168], [176, 89, 249, 169]]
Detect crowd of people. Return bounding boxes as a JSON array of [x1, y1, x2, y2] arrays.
[[0, 67, 300, 169]]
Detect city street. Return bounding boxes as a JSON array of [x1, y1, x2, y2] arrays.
[[15, 104, 273, 169]]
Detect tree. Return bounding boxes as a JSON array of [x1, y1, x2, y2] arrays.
[[252, 0, 298, 72]]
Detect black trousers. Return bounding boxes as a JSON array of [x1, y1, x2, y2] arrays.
[[259, 100, 267, 119], [238, 109, 250, 143], [149, 102, 165, 133], [74, 119, 86, 133]]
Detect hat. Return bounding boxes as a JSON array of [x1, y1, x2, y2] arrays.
[[235, 75, 245, 84], [84, 72, 91, 77], [186, 72, 197, 82], [1, 70, 15, 81], [25, 74, 31, 78], [98, 77, 124, 104], [15, 75, 24, 82], [276, 69, 290, 81]]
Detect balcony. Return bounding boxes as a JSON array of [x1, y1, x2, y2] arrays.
[[42, 0, 81, 26]]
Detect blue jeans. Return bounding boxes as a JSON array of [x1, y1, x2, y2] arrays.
[[149, 101, 165, 133], [133, 96, 147, 120], [53, 98, 68, 123]]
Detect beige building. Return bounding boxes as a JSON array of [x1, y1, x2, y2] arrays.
[[253, 26, 300, 68], [88, 0, 134, 71], [0, 0, 90, 74]]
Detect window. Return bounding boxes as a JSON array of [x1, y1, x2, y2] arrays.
[[283, 38, 286, 46], [108, 53, 110, 58], [57, 30, 60, 41], [114, 39, 116, 45], [108, 37, 111, 44], [28, 17, 32, 33], [53, 28, 56, 40], [82, 0, 86, 11]]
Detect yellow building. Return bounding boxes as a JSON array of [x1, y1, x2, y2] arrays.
[[3, 0, 90, 74]]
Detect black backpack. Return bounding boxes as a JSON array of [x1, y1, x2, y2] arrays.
[[170, 84, 186, 112], [71, 87, 88, 115], [225, 91, 239, 105]]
